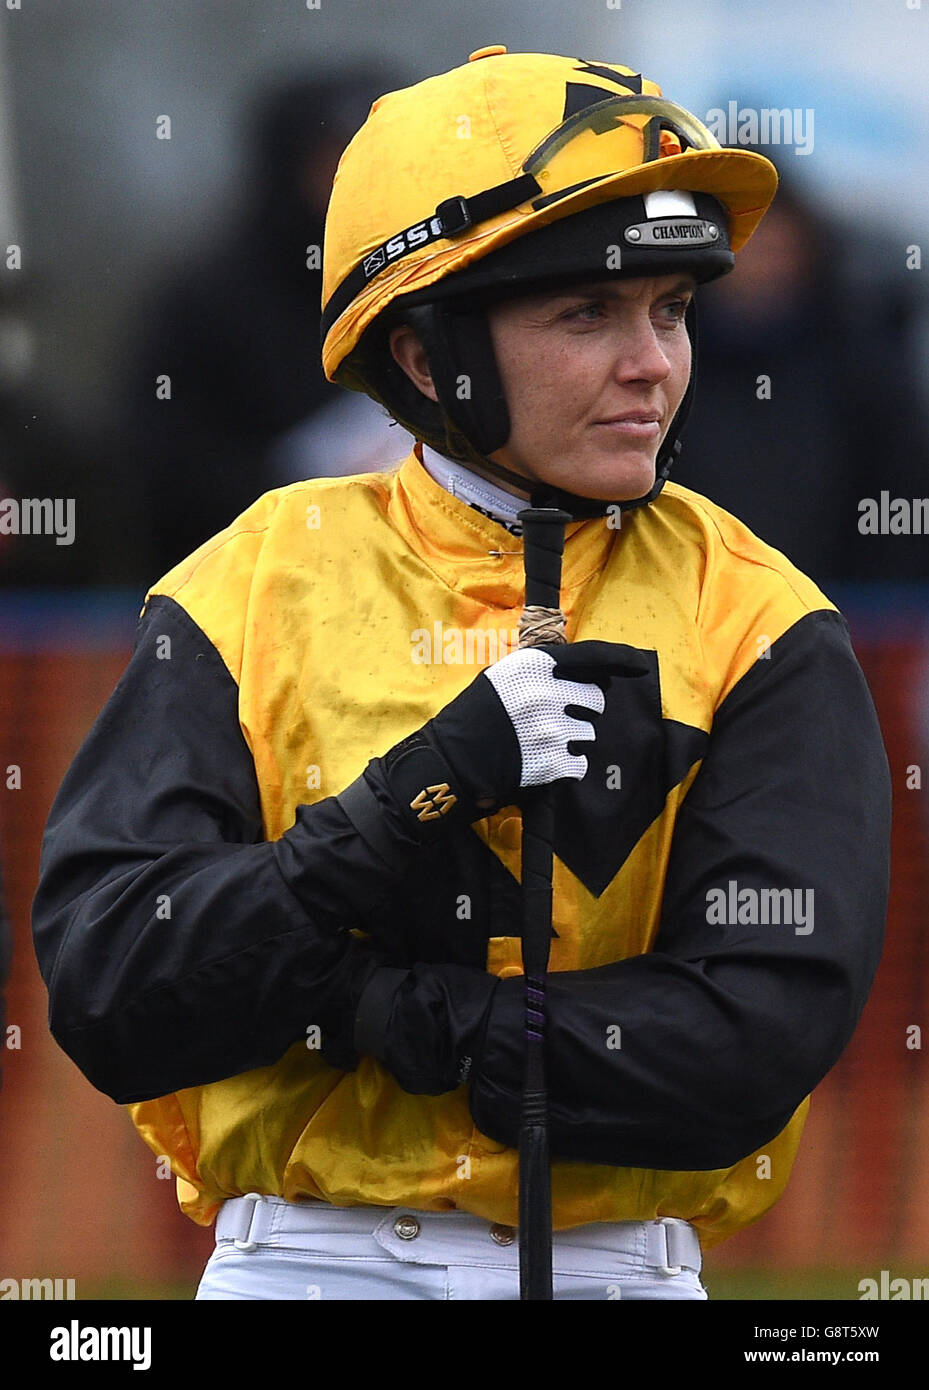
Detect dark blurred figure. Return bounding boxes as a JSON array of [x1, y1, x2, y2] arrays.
[[0, 278, 113, 586], [122, 69, 403, 582], [675, 165, 929, 585]]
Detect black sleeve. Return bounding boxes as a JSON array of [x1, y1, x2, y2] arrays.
[[467, 608, 891, 1170], [30, 594, 422, 1104]]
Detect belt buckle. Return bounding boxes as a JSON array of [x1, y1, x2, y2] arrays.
[[233, 1192, 265, 1252], [655, 1217, 683, 1276]]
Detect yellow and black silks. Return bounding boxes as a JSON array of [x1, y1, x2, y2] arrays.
[[32, 445, 890, 1251]]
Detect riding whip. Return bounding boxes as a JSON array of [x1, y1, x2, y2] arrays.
[[515, 503, 571, 1301]]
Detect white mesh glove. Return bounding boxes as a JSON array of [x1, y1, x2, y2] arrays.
[[358, 639, 650, 839], [483, 647, 604, 785]]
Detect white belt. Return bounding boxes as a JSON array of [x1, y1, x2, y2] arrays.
[[215, 1194, 701, 1277]]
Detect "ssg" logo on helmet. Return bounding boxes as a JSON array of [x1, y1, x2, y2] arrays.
[[363, 216, 446, 280]]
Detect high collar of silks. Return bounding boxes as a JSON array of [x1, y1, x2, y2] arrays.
[[386, 443, 621, 611]]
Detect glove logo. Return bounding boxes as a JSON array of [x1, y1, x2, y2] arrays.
[[411, 783, 458, 821]]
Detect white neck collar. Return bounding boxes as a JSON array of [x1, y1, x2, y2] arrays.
[[420, 443, 527, 533]]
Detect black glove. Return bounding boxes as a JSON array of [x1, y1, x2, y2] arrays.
[[336, 640, 649, 861], [325, 959, 500, 1095]]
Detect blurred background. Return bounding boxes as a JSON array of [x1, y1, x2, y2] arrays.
[[1, 0, 927, 1300]]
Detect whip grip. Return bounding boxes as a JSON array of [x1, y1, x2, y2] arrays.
[[518, 508, 572, 613], [517, 508, 572, 648]]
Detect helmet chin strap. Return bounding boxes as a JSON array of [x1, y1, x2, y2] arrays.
[[462, 438, 684, 515], [454, 449, 647, 516]]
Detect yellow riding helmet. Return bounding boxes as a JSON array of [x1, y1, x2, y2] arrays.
[[321, 47, 777, 381]]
